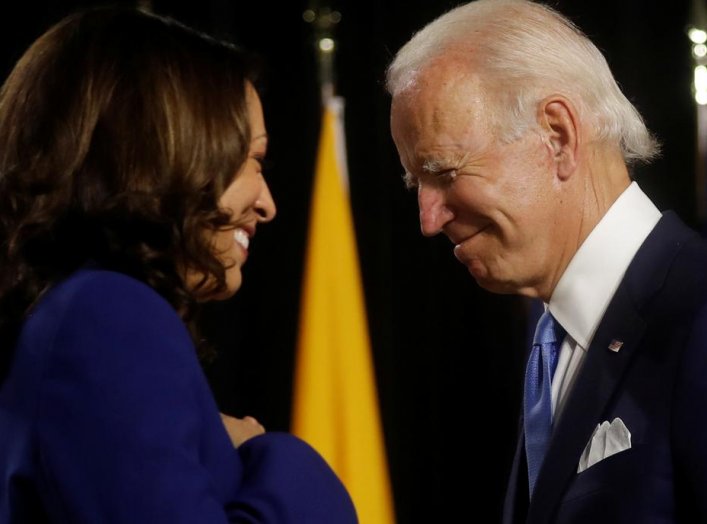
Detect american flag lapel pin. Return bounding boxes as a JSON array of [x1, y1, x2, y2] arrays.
[[608, 339, 623, 352]]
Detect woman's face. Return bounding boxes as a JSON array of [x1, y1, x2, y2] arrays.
[[208, 83, 276, 299]]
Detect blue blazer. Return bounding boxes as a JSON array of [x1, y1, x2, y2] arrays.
[[0, 269, 357, 523], [503, 212, 707, 523]]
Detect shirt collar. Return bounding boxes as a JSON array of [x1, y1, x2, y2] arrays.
[[548, 182, 661, 349]]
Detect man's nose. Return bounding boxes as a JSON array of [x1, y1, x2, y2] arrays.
[[418, 184, 453, 237]]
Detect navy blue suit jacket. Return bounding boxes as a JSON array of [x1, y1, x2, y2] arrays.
[[0, 269, 357, 523], [504, 212, 707, 523]]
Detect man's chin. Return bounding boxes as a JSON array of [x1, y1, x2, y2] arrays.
[[466, 263, 517, 295]]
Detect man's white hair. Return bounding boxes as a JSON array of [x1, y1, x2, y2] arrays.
[[386, 0, 659, 164]]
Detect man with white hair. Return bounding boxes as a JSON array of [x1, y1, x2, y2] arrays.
[[388, 0, 707, 522]]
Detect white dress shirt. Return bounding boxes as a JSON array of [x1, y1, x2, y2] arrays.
[[547, 182, 661, 421]]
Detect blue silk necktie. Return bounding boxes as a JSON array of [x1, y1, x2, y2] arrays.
[[524, 310, 565, 496]]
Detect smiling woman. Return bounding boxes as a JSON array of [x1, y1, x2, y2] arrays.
[[0, 6, 355, 523], [189, 83, 276, 300]]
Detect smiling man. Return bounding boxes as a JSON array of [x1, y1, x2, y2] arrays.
[[388, 1, 707, 523]]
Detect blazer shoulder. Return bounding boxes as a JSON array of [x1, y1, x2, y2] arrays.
[[656, 232, 707, 313], [626, 213, 707, 316], [41, 268, 176, 317], [30, 269, 184, 338], [19, 269, 193, 382]]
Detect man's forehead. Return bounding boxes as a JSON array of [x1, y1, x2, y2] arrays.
[[391, 69, 495, 173], [395, 53, 480, 99], [392, 59, 489, 137]]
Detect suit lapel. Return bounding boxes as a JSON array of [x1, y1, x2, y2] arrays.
[[524, 212, 697, 522], [527, 282, 645, 521]]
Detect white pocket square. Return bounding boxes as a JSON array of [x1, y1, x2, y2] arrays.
[[577, 417, 631, 473]]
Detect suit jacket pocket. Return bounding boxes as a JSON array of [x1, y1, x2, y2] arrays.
[[562, 444, 638, 504]]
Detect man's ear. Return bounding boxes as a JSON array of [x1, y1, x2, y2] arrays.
[[537, 96, 579, 180]]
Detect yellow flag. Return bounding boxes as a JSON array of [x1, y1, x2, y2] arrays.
[[292, 97, 396, 524]]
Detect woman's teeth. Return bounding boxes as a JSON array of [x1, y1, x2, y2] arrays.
[[233, 228, 250, 250]]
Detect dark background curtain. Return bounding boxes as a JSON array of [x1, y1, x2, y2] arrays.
[[1, 1, 698, 522]]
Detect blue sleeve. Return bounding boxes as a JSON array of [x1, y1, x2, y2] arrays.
[[33, 272, 357, 523], [233, 433, 357, 523]]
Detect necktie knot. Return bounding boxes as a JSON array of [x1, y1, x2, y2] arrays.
[[533, 310, 565, 347]]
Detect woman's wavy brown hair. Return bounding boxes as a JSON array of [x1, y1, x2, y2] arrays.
[[0, 7, 257, 373]]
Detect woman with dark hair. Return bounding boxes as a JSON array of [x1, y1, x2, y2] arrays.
[[0, 7, 356, 523]]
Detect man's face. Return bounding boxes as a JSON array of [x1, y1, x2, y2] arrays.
[[390, 63, 569, 297]]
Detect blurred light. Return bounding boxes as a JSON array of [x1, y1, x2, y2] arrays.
[[696, 65, 707, 87], [319, 38, 335, 53], [689, 28, 707, 44], [695, 44, 707, 58], [302, 9, 316, 23], [695, 66, 707, 105], [330, 11, 342, 23]]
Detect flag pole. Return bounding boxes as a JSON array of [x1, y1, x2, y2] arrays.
[[303, 5, 348, 188], [303, 6, 341, 104]]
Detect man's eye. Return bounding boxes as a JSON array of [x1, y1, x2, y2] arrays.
[[432, 169, 458, 185], [402, 169, 458, 191]]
